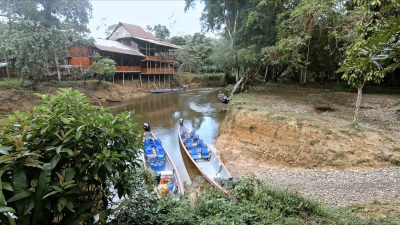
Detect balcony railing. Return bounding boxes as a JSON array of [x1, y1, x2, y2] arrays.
[[141, 68, 174, 74], [144, 56, 175, 62], [116, 66, 141, 72]]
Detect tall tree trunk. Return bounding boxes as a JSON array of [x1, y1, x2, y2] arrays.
[[240, 72, 249, 92], [264, 66, 269, 83], [250, 66, 261, 87], [272, 67, 276, 82], [234, 66, 240, 82], [230, 68, 249, 97], [55, 54, 61, 81], [302, 38, 311, 86], [4, 53, 10, 79], [353, 81, 365, 125]]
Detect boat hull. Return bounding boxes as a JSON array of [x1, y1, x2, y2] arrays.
[[143, 131, 184, 195], [178, 125, 232, 191], [218, 95, 229, 104], [148, 87, 186, 93]]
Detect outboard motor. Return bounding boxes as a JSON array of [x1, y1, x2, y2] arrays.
[[179, 119, 184, 126], [143, 123, 151, 131]]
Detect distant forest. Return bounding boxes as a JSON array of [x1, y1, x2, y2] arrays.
[[166, 0, 400, 91]]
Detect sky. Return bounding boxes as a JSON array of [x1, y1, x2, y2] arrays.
[[89, 0, 207, 39]]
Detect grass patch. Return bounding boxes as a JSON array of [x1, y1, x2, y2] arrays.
[[116, 176, 361, 224], [296, 118, 311, 129], [272, 116, 286, 121], [0, 78, 23, 90], [340, 201, 400, 225], [363, 85, 400, 95]]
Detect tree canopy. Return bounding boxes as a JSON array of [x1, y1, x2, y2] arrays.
[[0, 89, 143, 224], [0, 0, 93, 81]]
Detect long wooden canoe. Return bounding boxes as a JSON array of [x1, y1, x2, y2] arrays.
[[143, 124, 184, 195], [178, 122, 232, 190]]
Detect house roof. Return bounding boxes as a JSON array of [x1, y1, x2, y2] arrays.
[[119, 22, 158, 41], [131, 36, 182, 50], [94, 39, 144, 57], [112, 22, 182, 50]]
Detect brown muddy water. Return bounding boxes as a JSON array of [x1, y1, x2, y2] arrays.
[[106, 87, 227, 186]]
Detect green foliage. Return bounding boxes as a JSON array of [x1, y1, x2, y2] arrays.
[[175, 33, 216, 74], [224, 84, 235, 94], [0, 88, 142, 224], [89, 52, 117, 83], [147, 24, 170, 41], [0, 0, 93, 80], [116, 176, 353, 224], [0, 79, 23, 91]]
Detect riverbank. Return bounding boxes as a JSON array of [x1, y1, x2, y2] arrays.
[[215, 83, 400, 207], [174, 72, 226, 87], [0, 80, 150, 120], [0, 73, 225, 120]]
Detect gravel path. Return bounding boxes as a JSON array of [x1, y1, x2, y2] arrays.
[[254, 167, 400, 206]]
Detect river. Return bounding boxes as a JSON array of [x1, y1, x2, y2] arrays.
[[106, 87, 226, 185]]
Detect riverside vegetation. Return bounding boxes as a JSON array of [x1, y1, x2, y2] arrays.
[[1, 89, 395, 224]]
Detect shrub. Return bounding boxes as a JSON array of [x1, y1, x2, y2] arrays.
[[0, 88, 143, 224], [115, 176, 352, 224]]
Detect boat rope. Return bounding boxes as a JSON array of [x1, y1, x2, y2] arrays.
[[329, 210, 381, 225]]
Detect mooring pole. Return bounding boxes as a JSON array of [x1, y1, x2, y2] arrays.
[[123, 73, 125, 86]]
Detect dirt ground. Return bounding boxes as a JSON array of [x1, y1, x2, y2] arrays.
[[0, 80, 149, 120], [215, 83, 400, 173]]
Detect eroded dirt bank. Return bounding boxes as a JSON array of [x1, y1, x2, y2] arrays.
[[215, 84, 400, 205], [0, 81, 149, 120]]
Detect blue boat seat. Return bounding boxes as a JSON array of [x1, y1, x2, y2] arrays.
[[157, 148, 165, 161], [197, 139, 203, 147], [201, 146, 210, 159], [193, 135, 199, 142], [154, 138, 162, 146], [148, 155, 157, 163], [186, 142, 193, 148], [190, 130, 196, 138], [188, 147, 198, 155], [181, 131, 187, 139]]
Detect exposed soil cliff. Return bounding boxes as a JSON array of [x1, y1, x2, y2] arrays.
[[215, 84, 400, 173]]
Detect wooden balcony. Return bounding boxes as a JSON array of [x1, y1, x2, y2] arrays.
[[141, 68, 174, 74], [144, 56, 175, 62], [116, 66, 141, 72]]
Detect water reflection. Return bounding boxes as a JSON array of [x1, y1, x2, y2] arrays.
[[107, 87, 226, 185]]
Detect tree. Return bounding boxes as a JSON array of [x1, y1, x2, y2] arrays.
[[105, 23, 118, 37], [0, 89, 143, 224], [89, 52, 117, 83], [175, 33, 216, 74], [185, 0, 244, 83], [337, 0, 395, 125], [185, 0, 300, 95], [147, 24, 170, 41], [0, 0, 93, 81]]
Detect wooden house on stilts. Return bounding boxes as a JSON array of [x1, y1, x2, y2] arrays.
[[67, 22, 182, 88]]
